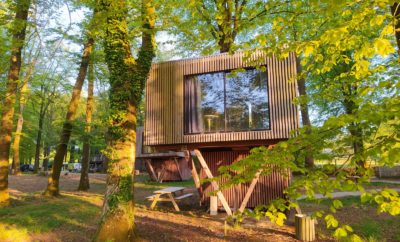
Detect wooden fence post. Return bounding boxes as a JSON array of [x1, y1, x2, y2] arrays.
[[295, 214, 315, 241], [210, 196, 218, 216]]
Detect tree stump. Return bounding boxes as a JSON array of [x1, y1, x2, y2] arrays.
[[295, 214, 315, 241]]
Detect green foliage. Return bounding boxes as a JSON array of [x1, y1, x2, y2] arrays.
[[215, 0, 400, 240]]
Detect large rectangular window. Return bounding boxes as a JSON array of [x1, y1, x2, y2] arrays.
[[184, 68, 269, 134]]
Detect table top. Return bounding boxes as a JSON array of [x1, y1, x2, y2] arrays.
[[154, 187, 185, 194]]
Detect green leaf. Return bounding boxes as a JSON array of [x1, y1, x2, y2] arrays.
[[333, 227, 347, 238], [325, 214, 338, 228], [333, 199, 343, 209], [373, 38, 395, 57]]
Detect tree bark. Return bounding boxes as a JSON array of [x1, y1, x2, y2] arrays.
[[34, 99, 45, 173], [11, 79, 28, 175], [42, 144, 50, 172], [78, 58, 94, 191], [391, 2, 400, 58], [94, 0, 155, 240], [69, 140, 75, 163], [342, 86, 365, 170], [0, 0, 30, 205], [44, 37, 94, 196], [295, 56, 314, 168]]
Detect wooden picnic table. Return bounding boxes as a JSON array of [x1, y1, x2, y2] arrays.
[[147, 186, 193, 212]]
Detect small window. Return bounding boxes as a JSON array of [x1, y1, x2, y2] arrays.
[[184, 68, 270, 134]]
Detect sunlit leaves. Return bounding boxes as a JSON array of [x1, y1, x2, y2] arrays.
[[325, 214, 338, 228]]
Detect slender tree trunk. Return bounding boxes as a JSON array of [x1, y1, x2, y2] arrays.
[[44, 37, 94, 196], [295, 56, 314, 168], [0, 0, 30, 205], [11, 81, 27, 175], [12, 56, 35, 175], [34, 105, 45, 173], [95, 0, 155, 240], [42, 144, 50, 173], [391, 2, 400, 58], [69, 140, 75, 163], [78, 59, 94, 191], [343, 87, 365, 170]]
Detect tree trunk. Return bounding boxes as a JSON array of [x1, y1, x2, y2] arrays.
[[42, 144, 50, 172], [44, 37, 94, 196], [94, 0, 155, 240], [11, 81, 27, 175], [69, 140, 75, 163], [0, 0, 30, 205], [342, 82, 365, 170], [34, 105, 45, 173], [295, 56, 314, 168], [78, 59, 94, 191], [12, 56, 36, 175], [391, 2, 400, 58]]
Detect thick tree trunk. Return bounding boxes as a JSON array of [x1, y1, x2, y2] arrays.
[[391, 2, 400, 58], [295, 56, 314, 168], [0, 0, 30, 205], [44, 37, 94, 196], [95, 0, 155, 240], [78, 59, 94, 191]]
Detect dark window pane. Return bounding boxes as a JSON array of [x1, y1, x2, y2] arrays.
[[185, 72, 224, 133], [199, 73, 225, 132], [226, 69, 269, 131], [185, 68, 269, 134]]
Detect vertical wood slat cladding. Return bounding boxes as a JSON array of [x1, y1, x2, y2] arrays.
[[145, 51, 299, 146], [199, 150, 290, 208]]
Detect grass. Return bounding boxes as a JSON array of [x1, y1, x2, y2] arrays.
[[301, 196, 400, 241], [0, 192, 102, 241]]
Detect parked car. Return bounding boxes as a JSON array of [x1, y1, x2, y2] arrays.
[[20, 164, 34, 172]]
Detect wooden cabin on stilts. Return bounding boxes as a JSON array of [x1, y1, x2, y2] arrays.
[[143, 51, 299, 212]]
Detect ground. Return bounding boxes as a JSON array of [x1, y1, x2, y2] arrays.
[[0, 173, 399, 241]]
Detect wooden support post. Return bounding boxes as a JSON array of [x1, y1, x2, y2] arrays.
[[295, 214, 315, 242], [190, 157, 201, 189], [173, 157, 183, 181], [145, 159, 157, 181], [210, 196, 218, 216], [239, 170, 261, 213], [192, 149, 232, 216]]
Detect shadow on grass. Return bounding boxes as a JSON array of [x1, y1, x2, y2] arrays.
[[0, 192, 102, 241]]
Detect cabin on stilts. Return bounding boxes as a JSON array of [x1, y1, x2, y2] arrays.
[[143, 51, 299, 211]]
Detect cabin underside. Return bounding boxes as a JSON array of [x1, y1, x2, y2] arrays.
[[197, 149, 290, 209], [146, 141, 290, 210], [144, 157, 192, 182]]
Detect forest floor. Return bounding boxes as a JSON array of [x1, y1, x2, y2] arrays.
[[1, 173, 399, 241]]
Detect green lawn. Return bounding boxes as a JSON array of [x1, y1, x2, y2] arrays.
[[0, 193, 102, 241], [301, 196, 400, 241]]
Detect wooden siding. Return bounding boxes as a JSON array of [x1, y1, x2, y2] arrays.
[[199, 150, 290, 208], [144, 51, 299, 146]]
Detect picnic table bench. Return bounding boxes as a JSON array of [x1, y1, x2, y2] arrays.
[[147, 186, 193, 212]]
